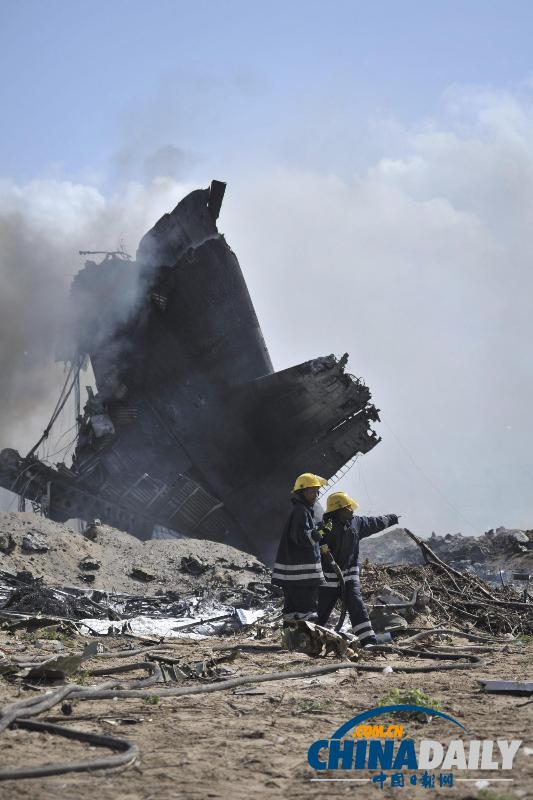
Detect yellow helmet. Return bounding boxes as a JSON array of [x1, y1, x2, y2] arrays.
[[326, 492, 359, 513], [292, 473, 328, 492]]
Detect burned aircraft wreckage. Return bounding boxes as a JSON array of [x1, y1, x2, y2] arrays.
[[0, 181, 380, 563]]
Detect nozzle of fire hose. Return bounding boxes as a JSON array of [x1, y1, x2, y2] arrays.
[[317, 519, 333, 538], [310, 518, 332, 543]]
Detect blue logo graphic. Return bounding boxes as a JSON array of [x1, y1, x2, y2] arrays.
[[331, 705, 468, 739], [307, 703, 522, 790], [308, 704, 466, 773]]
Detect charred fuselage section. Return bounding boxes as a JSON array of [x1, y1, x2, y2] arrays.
[[0, 182, 380, 563]]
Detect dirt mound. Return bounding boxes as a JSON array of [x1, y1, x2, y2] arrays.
[[0, 512, 268, 595]]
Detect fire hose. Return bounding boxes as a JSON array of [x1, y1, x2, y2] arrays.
[[321, 549, 347, 633]]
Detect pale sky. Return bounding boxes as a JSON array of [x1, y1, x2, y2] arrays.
[[1, 1, 532, 537]]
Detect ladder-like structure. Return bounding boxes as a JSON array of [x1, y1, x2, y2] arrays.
[[319, 453, 359, 497]]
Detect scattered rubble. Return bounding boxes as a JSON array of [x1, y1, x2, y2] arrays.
[[3, 581, 105, 619], [0, 513, 532, 639], [361, 563, 532, 636], [360, 525, 533, 581], [360, 530, 533, 636]]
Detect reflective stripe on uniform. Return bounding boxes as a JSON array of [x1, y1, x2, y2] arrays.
[[272, 571, 322, 581], [352, 620, 373, 633], [356, 628, 376, 642], [322, 565, 360, 584], [274, 562, 320, 571]]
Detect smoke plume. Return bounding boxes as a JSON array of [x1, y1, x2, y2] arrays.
[[0, 178, 184, 455]]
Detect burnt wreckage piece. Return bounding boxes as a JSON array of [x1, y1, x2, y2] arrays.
[[0, 181, 381, 563]]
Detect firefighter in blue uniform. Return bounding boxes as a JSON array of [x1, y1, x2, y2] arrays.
[[318, 492, 398, 645], [271, 473, 330, 624]]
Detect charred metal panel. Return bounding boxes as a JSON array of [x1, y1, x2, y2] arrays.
[[0, 181, 381, 563]]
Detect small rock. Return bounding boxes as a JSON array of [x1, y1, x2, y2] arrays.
[[130, 566, 156, 582], [15, 570, 35, 584], [21, 532, 49, 554], [78, 573, 96, 583], [78, 556, 100, 571], [507, 530, 529, 544], [0, 532, 16, 554], [83, 520, 101, 541], [180, 556, 209, 577], [245, 561, 268, 575]]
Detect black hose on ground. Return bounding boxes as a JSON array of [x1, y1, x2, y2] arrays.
[[87, 660, 162, 685], [398, 627, 515, 645], [0, 660, 162, 734], [0, 682, 116, 734], [365, 644, 485, 661], [0, 719, 138, 781]]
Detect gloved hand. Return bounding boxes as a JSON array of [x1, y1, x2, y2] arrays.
[[310, 518, 333, 542], [320, 543, 330, 555]]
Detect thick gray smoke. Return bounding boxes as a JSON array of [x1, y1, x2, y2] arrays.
[[0, 178, 186, 457], [0, 212, 71, 446]]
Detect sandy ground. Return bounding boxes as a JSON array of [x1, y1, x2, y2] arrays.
[[0, 511, 531, 799], [0, 626, 531, 800]]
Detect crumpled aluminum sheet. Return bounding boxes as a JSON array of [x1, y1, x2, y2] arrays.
[[80, 606, 265, 639]]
